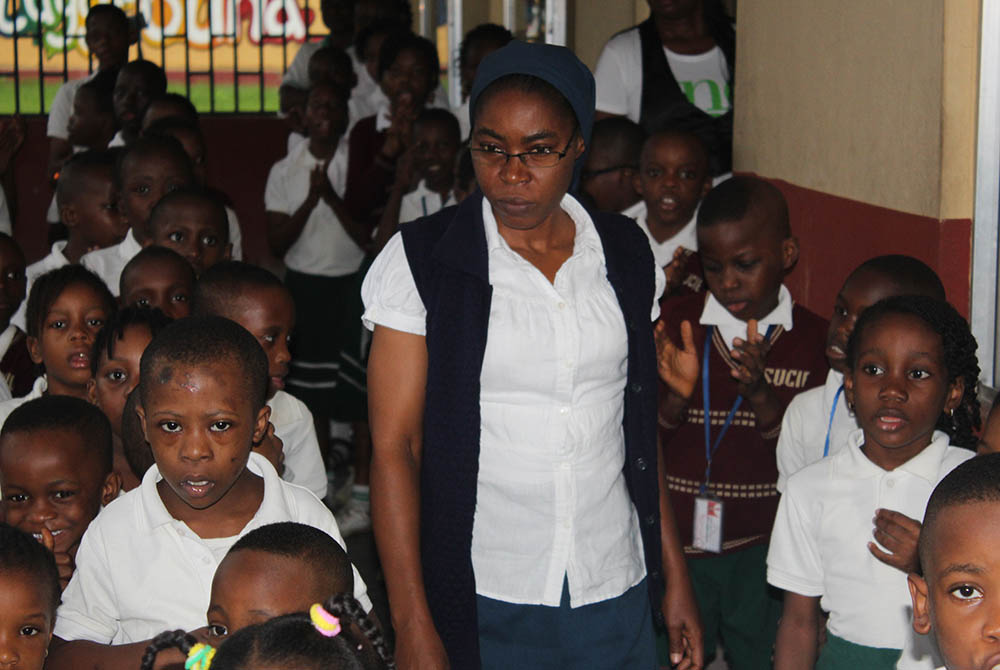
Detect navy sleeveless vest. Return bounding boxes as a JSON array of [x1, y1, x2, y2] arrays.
[[400, 193, 664, 668]]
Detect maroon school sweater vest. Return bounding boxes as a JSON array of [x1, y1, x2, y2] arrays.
[[659, 291, 828, 555]]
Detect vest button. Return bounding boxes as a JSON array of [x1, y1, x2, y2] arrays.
[[644, 514, 656, 526], [635, 457, 648, 471], [630, 383, 643, 393]]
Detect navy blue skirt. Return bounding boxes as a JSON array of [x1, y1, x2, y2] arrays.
[[476, 577, 657, 669]]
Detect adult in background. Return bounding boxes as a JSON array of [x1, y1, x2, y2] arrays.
[[364, 40, 703, 670], [594, 0, 734, 174]]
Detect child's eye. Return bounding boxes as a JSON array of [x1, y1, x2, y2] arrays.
[[680, 168, 697, 179], [6, 493, 28, 503], [261, 334, 276, 344], [909, 369, 932, 380], [833, 305, 848, 318], [173, 293, 189, 303], [645, 168, 662, 178], [132, 184, 150, 195], [167, 231, 185, 243], [106, 369, 127, 383], [19, 626, 40, 637], [200, 235, 218, 247], [861, 363, 884, 376], [88, 318, 105, 328], [209, 624, 228, 637], [48, 319, 66, 329], [136, 298, 150, 307], [210, 421, 232, 432], [737, 259, 759, 271], [950, 584, 983, 601], [702, 262, 721, 274], [52, 489, 77, 500], [159, 421, 182, 433]]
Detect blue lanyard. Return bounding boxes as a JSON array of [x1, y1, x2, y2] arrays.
[[421, 196, 428, 217], [823, 385, 844, 458], [701, 324, 774, 493]]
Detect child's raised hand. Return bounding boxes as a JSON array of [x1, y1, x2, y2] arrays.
[[39, 526, 74, 589], [869, 508, 922, 574], [253, 422, 285, 477], [308, 158, 335, 204], [656, 319, 699, 400], [663, 246, 693, 294], [730, 319, 771, 399]]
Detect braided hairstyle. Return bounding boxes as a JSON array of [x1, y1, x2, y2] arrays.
[[140, 594, 393, 670], [846, 295, 981, 448]]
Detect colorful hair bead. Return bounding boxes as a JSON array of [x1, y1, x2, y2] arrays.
[[310, 603, 342, 638], [185, 643, 216, 670]]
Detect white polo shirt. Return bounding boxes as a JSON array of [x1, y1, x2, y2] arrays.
[[398, 180, 456, 224], [264, 138, 364, 278], [362, 195, 665, 607], [80, 228, 143, 296], [0, 375, 46, 430], [776, 369, 857, 492], [624, 200, 698, 269], [268, 389, 327, 500], [54, 452, 370, 644], [767, 430, 972, 669]]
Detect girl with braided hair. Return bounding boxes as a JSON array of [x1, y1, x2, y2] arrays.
[[140, 594, 393, 670], [769, 294, 980, 670]]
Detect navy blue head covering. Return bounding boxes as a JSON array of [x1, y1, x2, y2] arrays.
[[467, 40, 596, 151]]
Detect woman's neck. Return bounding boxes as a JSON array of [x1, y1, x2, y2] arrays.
[[654, 12, 714, 54]]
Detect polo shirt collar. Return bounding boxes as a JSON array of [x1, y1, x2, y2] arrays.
[[138, 452, 285, 530], [840, 429, 952, 482], [699, 284, 794, 331]]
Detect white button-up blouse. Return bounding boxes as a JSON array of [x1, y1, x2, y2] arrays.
[[362, 194, 665, 607]]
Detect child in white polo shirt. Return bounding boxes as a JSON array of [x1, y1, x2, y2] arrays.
[[46, 316, 368, 670], [775, 256, 947, 493], [768, 295, 980, 670]]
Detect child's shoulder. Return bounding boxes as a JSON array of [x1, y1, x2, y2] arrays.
[[267, 389, 312, 428]]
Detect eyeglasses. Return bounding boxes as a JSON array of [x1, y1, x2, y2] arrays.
[[469, 132, 577, 169], [580, 164, 637, 182]]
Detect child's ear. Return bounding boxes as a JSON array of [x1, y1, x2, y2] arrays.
[[843, 371, 856, 409], [60, 204, 78, 228], [86, 378, 98, 405], [134, 402, 148, 442], [781, 235, 800, 271], [100, 470, 122, 505], [26, 335, 42, 365], [908, 573, 933, 635], [251, 405, 272, 445], [700, 177, 713, 197], [944, 375, 965, 415]]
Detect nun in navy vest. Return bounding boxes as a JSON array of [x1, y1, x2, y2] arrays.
[[362, 40, 703, 670]]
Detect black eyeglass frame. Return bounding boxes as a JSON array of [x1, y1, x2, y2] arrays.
[[469, 130, 579, 169]]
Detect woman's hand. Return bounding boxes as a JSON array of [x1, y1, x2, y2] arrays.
[[662, 567, 704, 670], [656, 319, 699, 400], [394, 619, 450, 670]]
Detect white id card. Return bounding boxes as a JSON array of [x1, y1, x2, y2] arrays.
[[693, 496, 724, 553]]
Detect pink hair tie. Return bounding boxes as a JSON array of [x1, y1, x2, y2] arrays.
[[309, 603, 342, 638]]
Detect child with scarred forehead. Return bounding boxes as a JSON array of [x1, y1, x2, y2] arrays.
[[47, 316, 369, 670]]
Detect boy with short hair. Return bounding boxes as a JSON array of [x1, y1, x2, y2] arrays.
[[776, 255, 946, 492], [67, 70, 118, 152], [119, 246, 195, 320], [0, 395, 122, 588], [192, 261, 327, 500], [908, 452, 1000, 670], [207, 521, 353, 639], [145, 186, 231, 276], [110, 60, 168, 147], [140, 92, 199, 131], [581, 116, 645, 214], [47, 315, 369, 670], [634, 129, 713, 298], [655, 176, 829, 667]]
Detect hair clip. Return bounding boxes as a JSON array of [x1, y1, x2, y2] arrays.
[[310, 603, 342, 638], [185, 643, 216, 670]]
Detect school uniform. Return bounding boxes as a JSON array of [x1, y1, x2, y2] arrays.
[[398, 180, 456, 223], [624, 200, 705, 298], [268, 389, 327, 499], [264, 136, 367, 422], [11, 241, 71, 332], [768, 430, 972, 670], [776, 369, 857, 492], [224, 206, 243, 261], [53, 452, 371, 644], [80, 228, 143, 296], [0, 325, 37, 399], [658, 287, 828, 667], [0, 375, 46, 429]]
